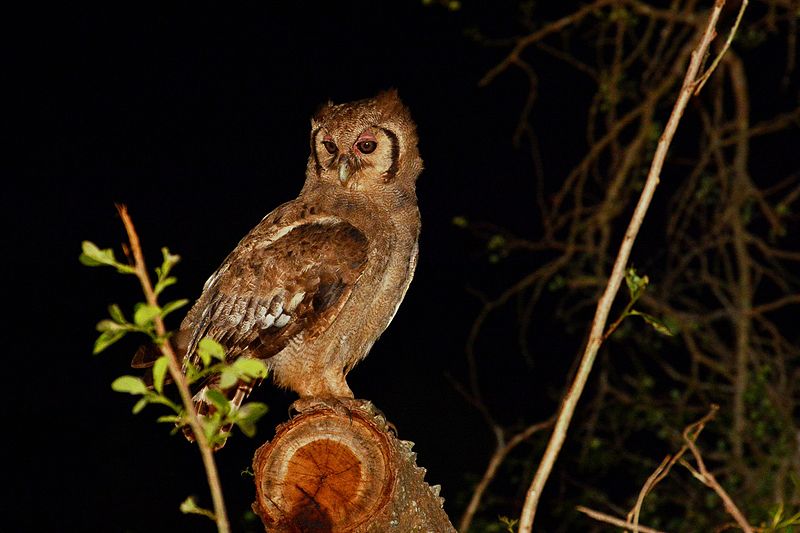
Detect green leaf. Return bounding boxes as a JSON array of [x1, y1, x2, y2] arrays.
[[154, 276, 177, 296], [154, 248, 182, 295], [132, 397, 149, 414], [208, 427, 231, 449], [232, 358, 269, 380], [183, 361, 202, 385], [79, 241, 135, 274], [218, 368, 238, 389], [79, 241, 115, 267], [95, 319, 123, 332], [179, 496, 216, 520], [108, 304, 127, 324], [93, 329, 127, 354], [200, 413, 225, 442], [630, 310, 674, 336], [156, 415, 181, 424], [237, 401, 268, 421], [133, 303, 161, 327], [234, 402, 268, 437], [198, 337, 226, 366], [205, 388, 230, 413], [161, 298, 189, 319], [236, 420, 258, 439], [112, 376, 148, 395], [152, 355, 169, 394], [160, 247, 181, 274], [625, 267, 649, 301], [236, 419, 257, 437]]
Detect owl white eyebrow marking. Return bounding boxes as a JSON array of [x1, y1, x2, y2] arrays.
[[310, 126, 323, 175], [378, 126, 399, 180]]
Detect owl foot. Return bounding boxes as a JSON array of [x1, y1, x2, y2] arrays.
[[288, 397, 396, 434], [289, 396, 365, 417]]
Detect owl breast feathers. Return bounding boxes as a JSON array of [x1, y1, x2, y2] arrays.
[[172, 90, 422, 446]]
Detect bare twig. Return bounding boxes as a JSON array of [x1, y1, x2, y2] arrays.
[[693, 0, 749, 94], [516, 4, 729, 531], [479, 0, 618, 87], [576, 506, 667, 533], [628, 405, 719, 531], [116, 204, 230, 533], [458, 419, 553, 533], [628, 455, 673, 530], [680, 414, 754, 533]]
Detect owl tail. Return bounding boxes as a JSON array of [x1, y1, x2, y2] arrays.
[[133, 333, 259, 450], [181, 379, 257, 451]]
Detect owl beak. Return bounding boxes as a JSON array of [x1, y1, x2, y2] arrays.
[[338, 158, 351, 184]]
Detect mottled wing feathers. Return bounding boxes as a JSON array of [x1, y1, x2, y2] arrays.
[[182, 218, 369, 370]]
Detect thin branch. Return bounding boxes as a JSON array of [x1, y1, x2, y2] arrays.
[[479, 0, 618, 87], [516, 4, 729, 531], [458, 419, 554, 533], [749, 293, 800, 315], [576, 506, 668, 533], [693, 0, 750, 94], [116, 204, 230, 533], [629, 455, 673, 530], [628, 404, 720, 531], [681, 416, 755, 532]]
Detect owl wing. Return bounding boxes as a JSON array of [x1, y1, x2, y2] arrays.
[[182, 216, 370, 369]]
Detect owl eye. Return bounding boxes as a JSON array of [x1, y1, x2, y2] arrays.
[[322, 141, 338, 154], [356, 140, 377, 154]]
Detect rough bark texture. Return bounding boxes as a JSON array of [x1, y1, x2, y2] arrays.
[[252, 402, 455, 532]]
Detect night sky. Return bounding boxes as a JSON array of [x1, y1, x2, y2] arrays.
[[12, 3, 552, 531], [12, 2, 797, 532]]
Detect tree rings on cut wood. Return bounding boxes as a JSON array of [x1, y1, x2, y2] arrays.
[[252, 401, 455, 532], [252, 402, 394, 531]]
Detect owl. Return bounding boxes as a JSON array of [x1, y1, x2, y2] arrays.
[[168, 90, 422, 447]]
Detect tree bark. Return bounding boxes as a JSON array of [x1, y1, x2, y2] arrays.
[[252, 402, 455, 532]]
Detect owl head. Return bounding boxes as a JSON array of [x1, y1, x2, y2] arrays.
[[305, 90, 423, 194]]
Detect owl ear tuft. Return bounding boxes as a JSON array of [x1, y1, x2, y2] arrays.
[[375, 89, 410, 121], [377, 88, 400, 101]]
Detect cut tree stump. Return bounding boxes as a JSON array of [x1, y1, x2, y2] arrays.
[[252, 402, 455, 532]]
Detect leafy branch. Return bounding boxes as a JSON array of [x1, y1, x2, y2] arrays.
[[603, 267, 674, 341], [80, 204, 268, 532]]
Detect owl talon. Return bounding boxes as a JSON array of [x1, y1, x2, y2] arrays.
[[289, 397, 361, 416], [289, 397, 397, 434]]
